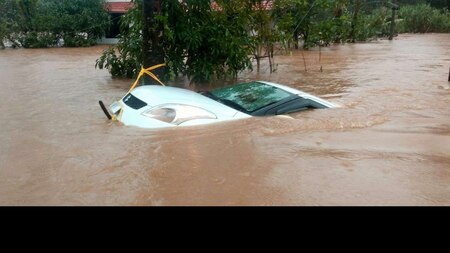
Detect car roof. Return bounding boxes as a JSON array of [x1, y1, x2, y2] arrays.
[[257, 81, 304, 95], [258, 81, 337, 108]]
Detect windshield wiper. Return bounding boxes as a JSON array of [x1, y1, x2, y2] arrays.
[[217, 98, 247, 112]]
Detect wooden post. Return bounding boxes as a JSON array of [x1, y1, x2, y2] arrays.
[[319, 44, 322, 72], [143, 0, 164, 84], [301, 50, 307, 72]]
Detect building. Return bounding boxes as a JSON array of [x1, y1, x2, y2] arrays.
[[99, 0, 133, 44]]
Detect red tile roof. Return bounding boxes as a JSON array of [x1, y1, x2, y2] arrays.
[[105, 2, 134, 13], [211, 1, 222, 11], [253, 0, 274, 10]]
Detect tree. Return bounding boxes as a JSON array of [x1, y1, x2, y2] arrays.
[[162, 0, 255, 83], [49, 0, 111, 47], [0, 0, 18, 48], [2, 0, 110, 48], [97, 0, 254, 84], [273, 0, 311, 49], [248, 0, 279, 73]]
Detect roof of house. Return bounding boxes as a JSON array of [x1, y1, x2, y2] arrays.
[[253, 0, 274, 10], [105, 2, 134, 13]]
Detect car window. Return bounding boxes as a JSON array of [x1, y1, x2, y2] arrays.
[[210, 82, 293, 113]]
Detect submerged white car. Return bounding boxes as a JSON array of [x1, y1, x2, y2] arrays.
[[100, 81, 336, 128]]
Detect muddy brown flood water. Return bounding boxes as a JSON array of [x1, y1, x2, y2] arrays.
[[0, 34, 449, 205]]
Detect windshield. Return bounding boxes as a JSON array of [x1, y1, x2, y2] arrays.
[[208, 82, 293, 113], [122, 93, 147, 110]]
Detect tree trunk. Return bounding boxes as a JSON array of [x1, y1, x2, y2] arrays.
[[256, 45, 262, 73], [302, 1, 313, 49], [350, 0, 361, 43], [293, 29, 299, 49], [143, 0, 165, 84], [303, 28, 309, 49], [389, 0, 398, 40]]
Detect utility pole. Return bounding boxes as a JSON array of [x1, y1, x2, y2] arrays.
[[143, 0, 165, 84], [389, 0, 398, 40]]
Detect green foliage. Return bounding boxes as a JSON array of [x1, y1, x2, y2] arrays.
[[273, 0, 315, 48], [162, 0, 254, 83], [397, 4, 450, 33], [1, 0, 110, 48], [0, 0, 20, 47], [47, 0, 111, 47], [97, 0, 255, 83], [398, 0, 449, 10], [0, 0, 11, 48]]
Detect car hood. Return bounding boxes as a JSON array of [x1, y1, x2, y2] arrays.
[[129, 85, 245, 118]]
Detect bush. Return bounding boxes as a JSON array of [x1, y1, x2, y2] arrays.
[[2, 0, 110, 48], [20, 32, 58, 48], [398, 4, 450, 33]]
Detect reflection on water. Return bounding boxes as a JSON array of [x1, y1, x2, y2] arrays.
[[0, 34, 449, 205]]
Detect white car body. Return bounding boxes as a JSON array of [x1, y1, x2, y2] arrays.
[[109, 81, 337, 129]]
